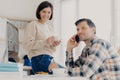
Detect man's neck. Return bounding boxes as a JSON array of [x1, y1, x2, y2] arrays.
[[85, 35, 95, 46], [85, 39, 91, 46]]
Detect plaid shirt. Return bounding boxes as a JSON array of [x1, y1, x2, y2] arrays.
[[65, 37, 120, 80]]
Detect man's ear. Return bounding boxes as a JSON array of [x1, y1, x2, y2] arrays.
[[92, 27, 96, 34]]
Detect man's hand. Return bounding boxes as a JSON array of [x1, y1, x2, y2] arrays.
[[67, 34, 80, 52]]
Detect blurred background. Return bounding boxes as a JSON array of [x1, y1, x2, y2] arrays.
[[0, 0, 120, 67]]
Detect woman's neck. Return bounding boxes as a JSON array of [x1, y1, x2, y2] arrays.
[[38, 19, 46, 24]]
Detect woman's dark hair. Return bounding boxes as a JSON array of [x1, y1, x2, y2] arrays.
[[36, 1, 53, 20], [75, 18, 96, 34]]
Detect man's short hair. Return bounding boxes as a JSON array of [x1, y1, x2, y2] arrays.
[[75, 18, 96, 28]]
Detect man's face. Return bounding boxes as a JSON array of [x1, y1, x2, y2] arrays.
[[76, 21, 95, 41]]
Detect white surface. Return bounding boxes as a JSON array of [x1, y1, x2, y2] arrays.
[[0, 72, 87, 80], [0, 18, 7, 62], [0, 72, 23, 80], [0, 42, 6, 62], [52, 68, 67, 77]]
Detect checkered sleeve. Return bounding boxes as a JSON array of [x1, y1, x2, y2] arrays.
[[65, 51, 81, 76], [65, 51, 74, 67], [65, 43, 107, 78]]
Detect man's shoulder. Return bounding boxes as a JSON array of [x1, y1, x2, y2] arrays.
[[92, 37, 111, 49]]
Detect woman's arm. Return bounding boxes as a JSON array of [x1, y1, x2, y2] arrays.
[[23, 22, 51, 51]]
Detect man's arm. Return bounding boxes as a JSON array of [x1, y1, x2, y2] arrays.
[[65, 43, 107, 78], [65, 34, 84, 76]]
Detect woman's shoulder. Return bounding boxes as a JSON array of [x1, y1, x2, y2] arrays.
[[28, 20, 38, 25], [24, 21, 38, 31], [26, 20, 38, 27]]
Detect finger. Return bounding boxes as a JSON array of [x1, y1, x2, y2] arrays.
[[72, 34, 78, 41], [53, 41, 58, 46], [55, 41, 61, 46]]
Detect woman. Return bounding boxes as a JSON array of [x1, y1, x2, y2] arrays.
[[23, 1, 61, 74]]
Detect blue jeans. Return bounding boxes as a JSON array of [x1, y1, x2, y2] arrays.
[[23, 55, 31, 66], [31, 54, 53, 74], [31, 54, 64, 74]]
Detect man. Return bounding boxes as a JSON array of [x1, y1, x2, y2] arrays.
[[65, 18, 120, 80]]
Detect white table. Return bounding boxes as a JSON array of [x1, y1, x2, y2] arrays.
[[0, 72, 87, 80]]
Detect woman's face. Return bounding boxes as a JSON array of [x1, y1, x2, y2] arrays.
[[39, 7, 52, 22]]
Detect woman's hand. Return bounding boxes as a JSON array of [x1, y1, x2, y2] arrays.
[[46, 36, 55, 45], [46, 36, 61, 47], [48, 62, 59, 72], [51, 40, 61, 47]]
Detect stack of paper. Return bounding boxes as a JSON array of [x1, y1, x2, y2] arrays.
[[0, 63, 19, 72]]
